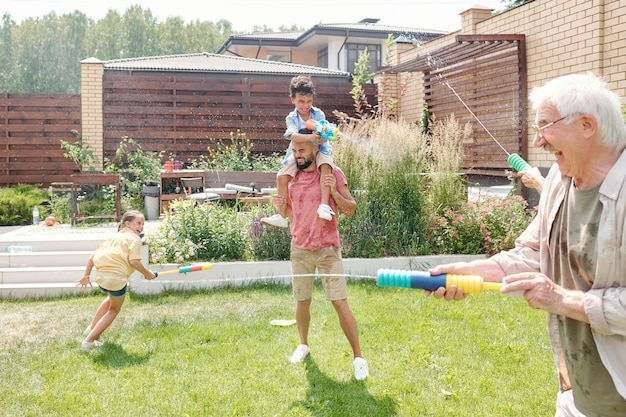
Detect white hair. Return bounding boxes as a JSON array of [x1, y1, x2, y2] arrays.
[[529, 72, 626, 153]]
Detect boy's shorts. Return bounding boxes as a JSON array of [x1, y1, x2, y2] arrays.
[[277, 152, 335, 178], [290, 246, 346, 301], [98, 284, 128, 298]]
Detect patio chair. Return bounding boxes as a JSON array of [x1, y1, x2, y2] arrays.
[[180, 177, 220, 204]]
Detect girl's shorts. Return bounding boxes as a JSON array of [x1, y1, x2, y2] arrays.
[[98, 284, 128, 298]]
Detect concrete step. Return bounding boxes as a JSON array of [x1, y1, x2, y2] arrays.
[[0, 265, 84, 284], [0, 223, 161, 299], [1, 236, 111, 253], [0, 282, 85, 299], [0, 251, 92, 268]]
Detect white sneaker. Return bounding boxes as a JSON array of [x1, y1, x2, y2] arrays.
[[81, 340, 103, 351], [290, 344, 310, 363], [354, 357, 369, 380], [317, 204, 335, 221], [261, 214, 289, 228]]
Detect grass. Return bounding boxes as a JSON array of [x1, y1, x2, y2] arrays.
[[0, 280, 556, 416]]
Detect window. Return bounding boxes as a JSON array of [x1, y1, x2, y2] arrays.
[[267, 50, 291, 63], [317, 48, 328, 68], [346, 43, 381, 73]]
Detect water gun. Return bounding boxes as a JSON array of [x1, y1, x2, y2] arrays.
[[153, 263, 213, 277], [507, 153, 531, 172], [305, 119, 339, 142], [376, 268, 502, 294]]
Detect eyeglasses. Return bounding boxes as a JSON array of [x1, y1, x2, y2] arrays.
[[531, 116, 568, 138]]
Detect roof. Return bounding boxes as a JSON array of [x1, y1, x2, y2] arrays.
[[217, 19, 447, 54], [102, 53, 350, 77], [380, 34, 526, 74]]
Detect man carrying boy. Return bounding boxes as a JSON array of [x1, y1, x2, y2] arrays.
[[271, 134, 368, 381], [261, 75, 335, 228]]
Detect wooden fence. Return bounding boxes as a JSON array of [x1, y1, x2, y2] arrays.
[[0, 93, 81, 186], [1, 77, 375, 187], [102, 73, 373, 162]]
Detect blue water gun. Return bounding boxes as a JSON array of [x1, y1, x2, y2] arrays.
[[305, 119, 339, 142]]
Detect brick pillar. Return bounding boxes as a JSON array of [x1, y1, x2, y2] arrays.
[[80, 57, 104, 172], [460, 6, 494, 35]]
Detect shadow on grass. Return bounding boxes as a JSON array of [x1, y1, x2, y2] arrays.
[[89, 343, 151, 368], [291, 357, 398, 416]]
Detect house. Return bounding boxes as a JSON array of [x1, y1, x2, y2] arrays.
[[216, 18, 447, 73]]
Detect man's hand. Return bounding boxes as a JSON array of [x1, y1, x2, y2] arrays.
[[322, 173, 337, 194], [424, 285, 467, 300], [501, 273, 588, 322]]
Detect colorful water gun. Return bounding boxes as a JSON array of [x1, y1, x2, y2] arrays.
[[305, 119, 339, 142], [153, 263, 213, 277], [376, 268, 502, 294]]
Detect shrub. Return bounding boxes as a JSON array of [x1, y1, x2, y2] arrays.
[[428, 194, 536, 256], [247, 206, 291, 260], [0, 184, 49, 226], [105, 136, 163, 212], [148, 199, 248, 264], [188, 130, 282, 172], [425, 115, 469, 215], [47, 189, 72, 224], [333, 118, 430, 257], [142, 117, 535, 261], [59, 130, 97, 172]]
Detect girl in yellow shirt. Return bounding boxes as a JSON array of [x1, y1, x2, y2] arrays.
[[76, 210, 156, 350]]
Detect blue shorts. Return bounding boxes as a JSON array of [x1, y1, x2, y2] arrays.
[[98, 284, 128, 298]]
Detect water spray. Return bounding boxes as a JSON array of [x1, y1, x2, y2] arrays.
[[427, 56, 531, 173]]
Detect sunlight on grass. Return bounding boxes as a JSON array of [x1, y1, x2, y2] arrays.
[[0, 281, 556, 416]]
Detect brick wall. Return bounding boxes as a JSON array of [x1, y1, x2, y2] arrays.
[[394, 0, 626, 168]]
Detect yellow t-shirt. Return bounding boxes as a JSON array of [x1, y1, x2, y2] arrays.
[[91, 228, 143, 291]]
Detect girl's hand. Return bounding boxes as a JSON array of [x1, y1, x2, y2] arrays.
[[75, 276, 92, 291]]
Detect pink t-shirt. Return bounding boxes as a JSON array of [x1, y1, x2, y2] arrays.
[[288, 168, 347, 250]]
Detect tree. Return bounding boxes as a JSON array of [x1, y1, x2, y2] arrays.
[[0, 6, 235, 93], [85, 10, 124, 61], [500, 0, 532, 9], [0, 14, 17, 92]]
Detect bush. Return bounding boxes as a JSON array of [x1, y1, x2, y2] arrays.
[[113, 118, 535, 261], [148, 199, 248, 263], [47, 189, 72, 224], [428, 194, 536, 256], [334, 118, 430, 257], [0, 184, 49, 226], [247, 206, 291, 260], [105, 136, 163, 212], [188, 130, 282, 172]]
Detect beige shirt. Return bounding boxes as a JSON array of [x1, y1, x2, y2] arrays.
[[491, 150, 626, 400], [91, 228, 143, 291]]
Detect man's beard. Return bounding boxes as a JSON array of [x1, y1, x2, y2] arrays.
[[296, 156, 314, 170]]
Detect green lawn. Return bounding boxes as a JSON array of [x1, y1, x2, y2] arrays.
[[0, 280, 556, 416]]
